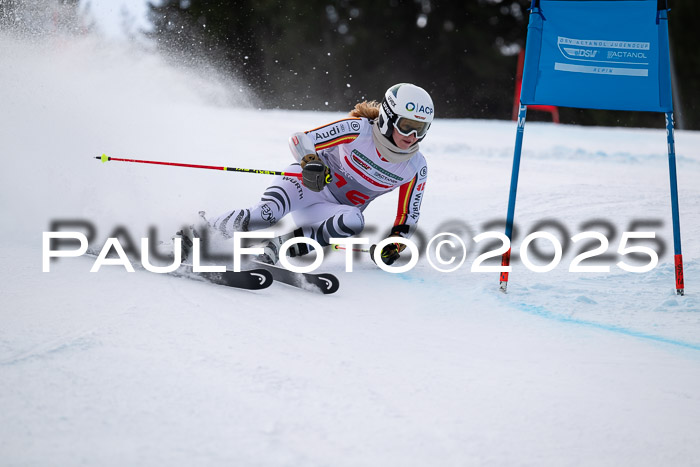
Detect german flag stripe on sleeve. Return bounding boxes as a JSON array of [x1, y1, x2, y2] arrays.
[[314, 134, 360, 151], [394, 175, 417, 226], [305, 118, 362, 151]]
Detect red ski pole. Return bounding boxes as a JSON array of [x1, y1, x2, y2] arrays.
[[95, 154, 302, 178], [331, 244, 371, 253]]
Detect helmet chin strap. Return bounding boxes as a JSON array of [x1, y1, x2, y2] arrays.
[[371, 121, 419, 163]]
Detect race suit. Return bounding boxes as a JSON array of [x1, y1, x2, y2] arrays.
[[210, 117, 428, 247]]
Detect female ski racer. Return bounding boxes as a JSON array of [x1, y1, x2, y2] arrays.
[[205, 82, 434, 266]]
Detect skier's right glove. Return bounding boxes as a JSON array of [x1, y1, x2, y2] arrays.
[[174, 224, 200, 263], [301, 154, 332, 192]]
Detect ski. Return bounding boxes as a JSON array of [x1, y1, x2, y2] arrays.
[[174, 265, 273, 290], [85, 246, 337, 293], [85, 249, 273, 291], [249, 260, 340, 294]]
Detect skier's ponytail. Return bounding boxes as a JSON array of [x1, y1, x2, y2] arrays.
[[349, 101, 380, 119]]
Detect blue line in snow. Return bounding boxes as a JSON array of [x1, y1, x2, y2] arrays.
[[515, 303, 700, 351]]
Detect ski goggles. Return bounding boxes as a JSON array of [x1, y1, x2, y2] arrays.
[[395, 117, 430, 138]]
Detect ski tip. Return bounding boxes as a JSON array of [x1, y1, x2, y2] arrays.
[[316, 273, 340, 294], [250, 269, 274, 289]]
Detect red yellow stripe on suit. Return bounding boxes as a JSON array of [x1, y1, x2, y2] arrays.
[[305, 117, 362, 151], [314, 134, 360, 151], [394, 175, 417, 226]]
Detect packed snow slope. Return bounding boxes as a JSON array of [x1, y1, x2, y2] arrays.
[[2, 34, 700, 467]]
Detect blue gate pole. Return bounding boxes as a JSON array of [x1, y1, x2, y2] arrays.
[[500, 103, 528, 293], [665, 112, 684, 295]]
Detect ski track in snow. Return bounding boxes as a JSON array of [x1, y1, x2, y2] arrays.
[[2, 33, 700, 466]]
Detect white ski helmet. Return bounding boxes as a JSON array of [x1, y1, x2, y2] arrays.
[[378, 83, 434, 143]]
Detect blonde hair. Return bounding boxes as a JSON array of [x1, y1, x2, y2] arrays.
[[349, 100, 380, 119]]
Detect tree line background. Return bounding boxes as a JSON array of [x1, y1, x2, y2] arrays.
[[2, 0, 697, 129], [144, 0, 698, 130]]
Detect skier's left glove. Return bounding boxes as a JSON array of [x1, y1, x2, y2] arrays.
[[370, 242, 403, 266], [301, 154, 332, 192], [370, 225, 411, 266]]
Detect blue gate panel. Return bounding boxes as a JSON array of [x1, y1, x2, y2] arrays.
[[520, 0, 673, 112]]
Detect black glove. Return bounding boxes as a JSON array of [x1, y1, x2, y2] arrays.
[[174, 224, 201, 263], [370, 242, 402, 266], [301, 154, 332, 192]]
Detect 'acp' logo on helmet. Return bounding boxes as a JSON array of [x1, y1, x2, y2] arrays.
[[407, 102, 433, 115]]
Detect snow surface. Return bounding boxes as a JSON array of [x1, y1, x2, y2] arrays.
[[2, 33, 700, 467]]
